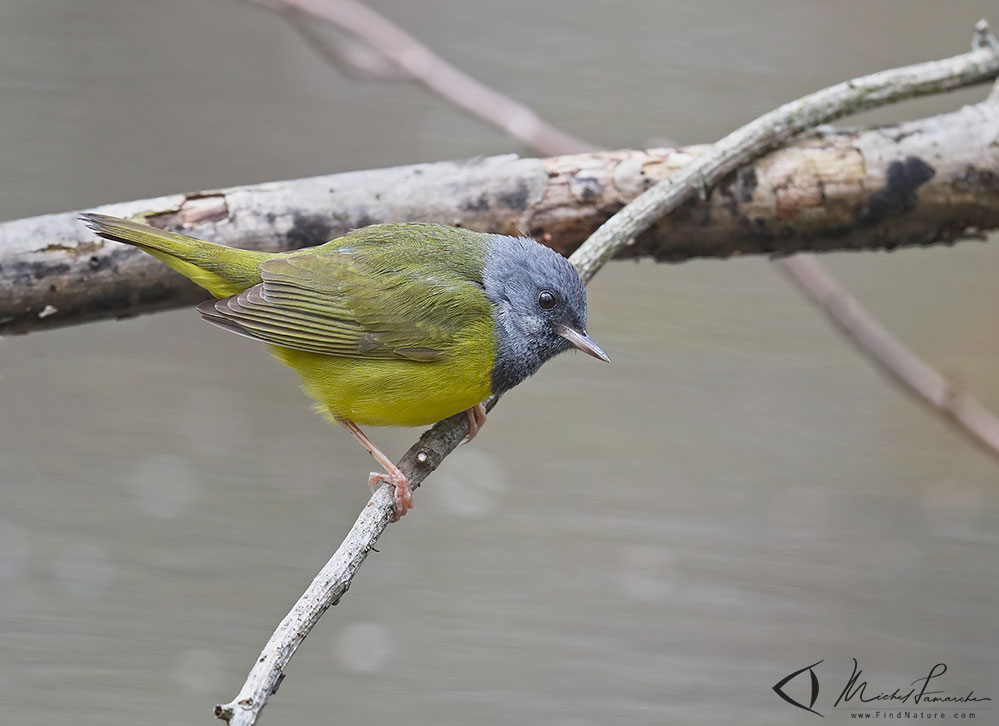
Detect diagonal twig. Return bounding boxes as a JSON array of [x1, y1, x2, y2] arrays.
[[778, 254, 999, 456], [215, 23, 999, 725], [281, 8, 411, 81], [249, 0, 597, 154]]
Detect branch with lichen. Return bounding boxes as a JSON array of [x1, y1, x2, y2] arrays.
[[3, 101, 999, 334], [212, 26, 999, 726]]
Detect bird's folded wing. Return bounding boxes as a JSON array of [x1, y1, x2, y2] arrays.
[[197, 252, 488, 362]]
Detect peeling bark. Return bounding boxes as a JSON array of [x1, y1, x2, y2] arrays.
[[537, 103, 999, 262], [1, 101, 997, 335]]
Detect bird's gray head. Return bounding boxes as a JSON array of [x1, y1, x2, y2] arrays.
[[483, 234, 609, 395]]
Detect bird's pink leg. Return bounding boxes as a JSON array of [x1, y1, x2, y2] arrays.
[[463, 402, 488, 444], [336, 418, 412, 521]]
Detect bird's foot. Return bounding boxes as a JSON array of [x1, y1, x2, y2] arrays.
[[369, 468, 413, 521], [463, 403, 488, 444], [337, 417, 412, 522]]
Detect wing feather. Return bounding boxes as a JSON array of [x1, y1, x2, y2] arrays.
[[196, 233, 490, 361]]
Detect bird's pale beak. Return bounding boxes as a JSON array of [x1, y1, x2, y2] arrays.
[[559, 326, 611, 363]]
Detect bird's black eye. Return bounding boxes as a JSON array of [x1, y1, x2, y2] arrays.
[[538, 290, 558, 309]]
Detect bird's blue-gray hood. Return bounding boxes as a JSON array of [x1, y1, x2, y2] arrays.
[[482, 234, 589, 395]]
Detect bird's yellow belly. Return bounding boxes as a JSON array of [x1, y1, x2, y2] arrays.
[[268, 341, 494, 427]]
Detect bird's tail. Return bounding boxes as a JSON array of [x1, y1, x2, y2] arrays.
[[79, 212, 271, 298]]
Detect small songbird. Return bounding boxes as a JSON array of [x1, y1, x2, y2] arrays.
[[80, 214, 609, 519]]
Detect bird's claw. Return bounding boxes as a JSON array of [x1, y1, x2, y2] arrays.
[[369, 470, 412, 521], [463, 403, 488, 444]]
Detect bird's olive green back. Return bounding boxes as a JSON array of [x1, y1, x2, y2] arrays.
[[199, 223, 494, 361], [82, 214, 495, 364]]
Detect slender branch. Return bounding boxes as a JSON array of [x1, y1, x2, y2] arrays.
[[213, 28, 999, 726], [281, 8, 411, 81], [778, 254, 999, 455], [214, 398, 495, 725], [250, 0, 596, 155]]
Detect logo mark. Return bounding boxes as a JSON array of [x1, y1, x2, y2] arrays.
[[773, 660, 824, 717]]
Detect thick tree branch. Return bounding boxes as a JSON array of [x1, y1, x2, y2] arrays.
[[211, 33, 999, 726], [3, 98, 999, 335]]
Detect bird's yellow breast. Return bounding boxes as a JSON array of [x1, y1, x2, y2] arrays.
[[267, 325, 495, 427]]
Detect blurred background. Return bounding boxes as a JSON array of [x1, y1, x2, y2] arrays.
[[1, 1, 997, 724]]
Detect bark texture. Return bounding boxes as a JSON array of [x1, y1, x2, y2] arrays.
[[1, 102, 997, 335]]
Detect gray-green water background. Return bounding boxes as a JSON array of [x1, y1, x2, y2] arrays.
[[1, 1, 997, 724]]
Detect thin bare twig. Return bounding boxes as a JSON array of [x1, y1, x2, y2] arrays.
[[778, 254, 999, 455], [251, 0, 596, 155], [214, 397, 495, 724], [214, 24, 999, 725], [282, 8, 409, 80]]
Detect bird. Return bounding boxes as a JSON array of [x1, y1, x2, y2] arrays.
[[80, 213, 609, 520]]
